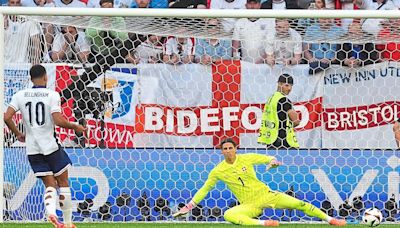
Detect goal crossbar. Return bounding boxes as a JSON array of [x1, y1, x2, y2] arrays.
[[0, 7, 399, 19]]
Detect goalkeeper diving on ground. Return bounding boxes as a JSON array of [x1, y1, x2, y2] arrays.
[[173, 138, 346, 226]]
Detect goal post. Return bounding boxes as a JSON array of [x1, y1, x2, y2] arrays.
[[1, 7, 400, 224], [0, 10, 4, 223]]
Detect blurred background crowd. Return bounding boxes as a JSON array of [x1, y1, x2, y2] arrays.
[[3, 0, 400, 75]]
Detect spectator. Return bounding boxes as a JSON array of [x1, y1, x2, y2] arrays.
[[126, 35, 164, 64], [163, 36, 195, 64], [195, 19, 232, 64], [261, 0, 299, 9], [5, 0, 42, 64], [130, 0, 168, 8], [54, 0, 87, 7], [85, 0, 128, 7], [336, 0, 358, 31], [21, 0, 55, 7], [20, 0, 55, 57], [85, 0, 101, 7], [354, 0, 397, 36], [258, 74, 300, 149], [50, 26, 91, 63], [297, 0, 326, 29], [376, 19, 400, 61], [265, 19, 302, 66], [304, 18, 345, 74], [86, 0, 129, 60], [169, 0, 207, 8], [51, 0, 87, 58], [337, 21, 379, 67], [232, 0, 275, 63], [210, 0, 246, 8], [312, 0, 326, 10], [210, 0, 247, 32], [263, 0, 301, 31], [309, 0, 326, 9], [355, 0, 397, 10]]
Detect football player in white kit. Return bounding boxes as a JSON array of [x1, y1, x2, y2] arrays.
[[4, 65, 85, 228]]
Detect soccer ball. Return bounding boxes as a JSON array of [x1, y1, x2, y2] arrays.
[[362, 208, 383, 227]]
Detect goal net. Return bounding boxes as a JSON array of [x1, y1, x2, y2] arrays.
[[2, 10, 400, 224]]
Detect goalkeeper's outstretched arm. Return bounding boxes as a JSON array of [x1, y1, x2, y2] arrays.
[[173, 170, 218, 218]]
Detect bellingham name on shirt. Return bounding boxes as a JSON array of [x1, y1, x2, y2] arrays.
[[24, 92, 49, 97]]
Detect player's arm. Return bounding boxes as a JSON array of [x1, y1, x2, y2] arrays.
[[246, 153, 282, 169], [4, 107, 25, 142], [52, 112, 85, 132], [173, 170, 218, 218], [51, 92, 85, 132]]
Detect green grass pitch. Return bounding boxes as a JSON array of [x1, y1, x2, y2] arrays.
[[1, 223, 398, 228]]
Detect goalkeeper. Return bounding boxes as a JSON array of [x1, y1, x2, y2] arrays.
[[173, 138, 346, 227]]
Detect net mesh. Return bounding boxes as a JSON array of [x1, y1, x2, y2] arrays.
[[3, 14, 400, 224], [28, 15, 400, 43]]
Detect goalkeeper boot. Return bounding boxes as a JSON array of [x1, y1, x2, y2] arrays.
[[264, 220, 279, 227], [65, 224, 77, 228], [329, 218, 346, 226], [48, 214, 64, 228]]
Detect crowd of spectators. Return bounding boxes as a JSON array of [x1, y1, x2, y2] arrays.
[[3, 0, 400, 73]]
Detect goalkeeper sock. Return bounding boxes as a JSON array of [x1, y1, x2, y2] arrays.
[[44, 187, 57, 217], [59, 187, 72, 225]]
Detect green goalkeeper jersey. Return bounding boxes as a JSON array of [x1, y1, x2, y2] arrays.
[[192, 153, 276, 205]]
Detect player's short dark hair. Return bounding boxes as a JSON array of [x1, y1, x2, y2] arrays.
[[219, 138, 238, 148], [30, 64, 47, 80]]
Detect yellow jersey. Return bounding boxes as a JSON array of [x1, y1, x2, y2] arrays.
[[192, 153, 276, 205]]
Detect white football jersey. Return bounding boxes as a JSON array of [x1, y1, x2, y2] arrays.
[[9, 87, 62, 155]]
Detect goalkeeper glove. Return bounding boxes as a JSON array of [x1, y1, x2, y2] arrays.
[[267, 159, 282, 170], [172, 201, 196, 218]]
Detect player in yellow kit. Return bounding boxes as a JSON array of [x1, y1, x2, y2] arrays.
[[173, 138, 346, 227]]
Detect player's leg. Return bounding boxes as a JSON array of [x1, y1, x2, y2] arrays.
[[40, 175, 58, 217], [224, 204, 278, 226], [27, 154, 62, 227], [273, 191, 346, 226], [47, 147, 74, 228], [55, 170, 74, 228]]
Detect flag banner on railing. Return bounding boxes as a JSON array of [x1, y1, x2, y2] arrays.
[[4, 62, 400, 149]]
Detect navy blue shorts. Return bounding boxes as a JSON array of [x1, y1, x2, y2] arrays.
[[28, 147, 72, 177]]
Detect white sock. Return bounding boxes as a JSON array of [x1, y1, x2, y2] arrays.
[[44, 187, 57, 217], [59, 187, 72, 225], [259, 220, 265, 225], [326, 216, 333, 222]]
